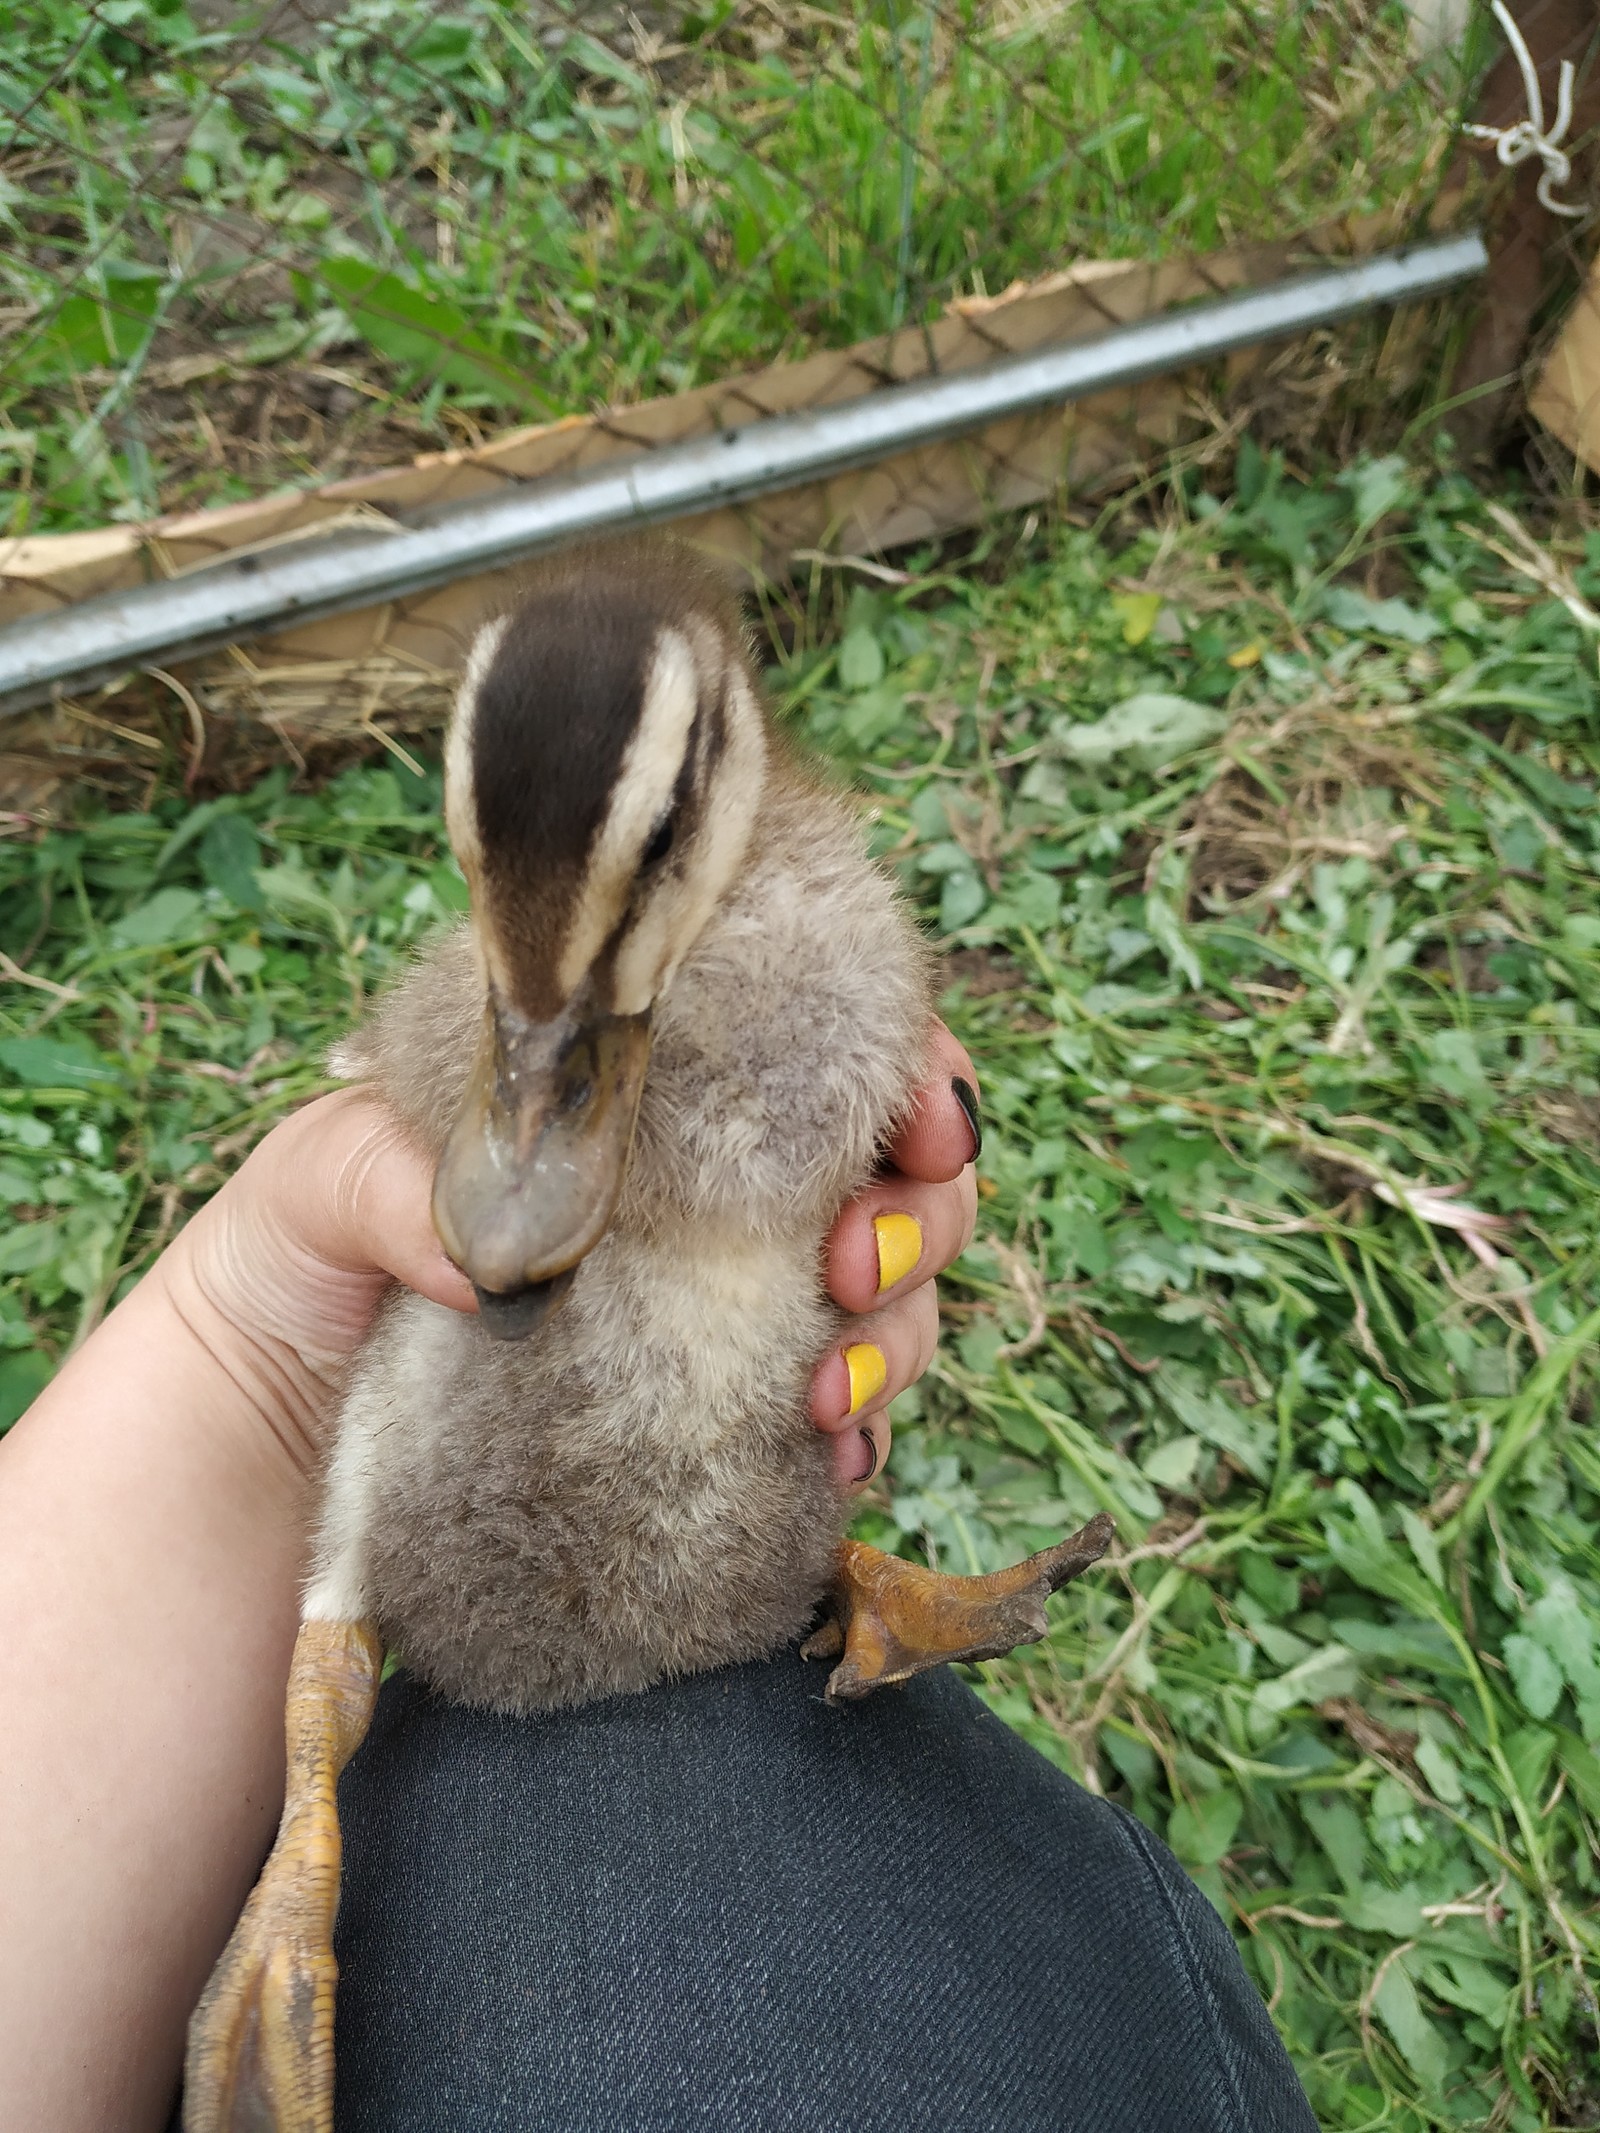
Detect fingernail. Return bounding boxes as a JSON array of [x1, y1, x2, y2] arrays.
[[952, 1076, 983, 1161], [844, 1341, 887, 1416], [857, 1429, 880, 1483], [873, 1211, 922, 1295]]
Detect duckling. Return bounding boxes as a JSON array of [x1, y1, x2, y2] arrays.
[[184, 538, 1112, 2133]]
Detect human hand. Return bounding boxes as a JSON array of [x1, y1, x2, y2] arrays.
[[158, 1020, 978, 1488], [156, 1089, 477, 1476], [0, 1018, 985, 2133], [810, 1020, 980, 1491]]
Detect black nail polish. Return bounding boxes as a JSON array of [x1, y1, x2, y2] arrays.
[[858, 1429, 880, 1482], [951, 1076, 983, 1162]]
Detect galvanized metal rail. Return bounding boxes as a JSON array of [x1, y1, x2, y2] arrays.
[[0, 232, 1487, 713]]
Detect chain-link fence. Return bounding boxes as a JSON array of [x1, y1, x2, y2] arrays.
[[2, 1, 1492, 533], [0, 0, 1565, 793]]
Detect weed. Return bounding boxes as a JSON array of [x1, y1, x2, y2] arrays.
[[0, 0, 1471, 532], [4, 452, 1599, 2124]]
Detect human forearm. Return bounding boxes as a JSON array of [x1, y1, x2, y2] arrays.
[[0, 1047, 978, 2129], [0, 1274, 311, 2133]]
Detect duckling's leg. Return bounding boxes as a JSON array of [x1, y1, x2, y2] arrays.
[[803, 1514, 1115, 1705], [184, 1617, 383, 2133]]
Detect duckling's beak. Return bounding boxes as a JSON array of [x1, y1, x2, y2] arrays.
[[432, 989, 653, 1341]]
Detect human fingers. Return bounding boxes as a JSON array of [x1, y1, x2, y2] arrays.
[[883, 1019, 982, 1185], [823, 1164, 977, 1317], [179, 1092, 475, 1376], [810, 1283, 940, 1490], [293, 1091, 476, 1313]]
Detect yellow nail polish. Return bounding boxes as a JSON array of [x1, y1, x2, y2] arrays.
[[873, 1211, 922, 1295], [845, 1342, 887, 1416]]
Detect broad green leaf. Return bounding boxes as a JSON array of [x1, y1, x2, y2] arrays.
[[0, 1035, 116, 1088], [916, 841, 974, 877], [838, 625, 885, 690], [1413, 1736, 1463, 1805], [1141, 1433, 1202, 1488], [1300, 1795, 1367, 1892], [1056, 693, 1225, 772], [305, 258, 550, 410], [1503, 1633, 1562, 1720], [257, 865, 338, 919], [0, 1218, 63, 1275], [1398, 1506, 1444, 1589], [12, 261, 164, 384], [112, 887, 206, 947], [1525, 1580, 1600, 1695], [154, 796, 233, 873], [1323, 1516, 1439, 1619], [1168, 1788, 1243, 1866], [1251, 1643, 1359, 1718], [407, 19, 475, 69], [1238, 1552, 1301, 1619], [0, 1348, 51, 1429], [1502, 1723, 1557, 1806], [1342, 456, 1412, 528], [1556, 1731, 1600, 1817], [1421, 1955, 1510, 2028], [940, 872, 986, 932], [1422, 1029, 1492, 1112], [200, 817, 264, 912], [562, 28, 650, 88], [1342, 1885, 1426, 1936], [230, 316, 314, 366], [841, 684, 903, 748], [1162, 1371, 1273, 1480], [1144, 886, 1201, 990], [1101, 1728, 1157, 1792], [1322, 586, 1440, 643], [1372, 1958, 1450, 2092]]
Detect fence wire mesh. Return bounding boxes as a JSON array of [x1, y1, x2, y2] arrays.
[[1, 0, 1495, 548]]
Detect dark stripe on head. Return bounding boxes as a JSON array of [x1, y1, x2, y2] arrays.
[[458, 538, 750, 1014], [470, 587, 656, 888], [697, 675, 729, 788]]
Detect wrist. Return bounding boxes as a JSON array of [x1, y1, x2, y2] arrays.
[[146, 1231, 336, 1491]]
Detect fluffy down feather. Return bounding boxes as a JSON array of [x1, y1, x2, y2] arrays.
[[311, 759, 933, 1712]]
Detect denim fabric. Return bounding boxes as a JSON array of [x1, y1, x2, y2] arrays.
[[322, 1649, 1317, 2132]]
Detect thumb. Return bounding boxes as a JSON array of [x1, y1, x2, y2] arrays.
[[300, 1091, 477, 1314]]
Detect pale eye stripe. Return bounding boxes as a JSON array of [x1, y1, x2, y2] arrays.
[[555, 627, 702, 1000], [443, 614, 508, 879], [607, 661, 765, 1018]]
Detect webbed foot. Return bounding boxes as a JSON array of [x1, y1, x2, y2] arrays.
[[184, 1841, 340, 2133], [803, 1515, 1115, 1704], [184, 1618, 382, 2133]]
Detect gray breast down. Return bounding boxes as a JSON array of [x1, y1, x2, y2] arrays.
[[336, 1222, 846, 1715], [317, 770, 932, 1713]]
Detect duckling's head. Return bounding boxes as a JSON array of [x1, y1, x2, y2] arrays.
[[432, 541, 768, 1339]]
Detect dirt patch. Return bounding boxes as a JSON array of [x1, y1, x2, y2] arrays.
[[942, 946, 1027, 998], [1536, 1090, 1600, 1150], [1173, 697, 1440, 915]]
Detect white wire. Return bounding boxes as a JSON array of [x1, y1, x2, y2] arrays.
[[1462, 0, 1586, 218]]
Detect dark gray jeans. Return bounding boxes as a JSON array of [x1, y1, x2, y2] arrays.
[[312, 1648, 1316, 2131]]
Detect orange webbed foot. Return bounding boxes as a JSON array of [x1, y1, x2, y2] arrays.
[[803, 1515, 1115, 1704], [184, 1618, 382, 2133]]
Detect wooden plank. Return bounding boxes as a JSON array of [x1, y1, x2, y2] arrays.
[[0, 222, 1386, 656], [0, 208, 1453, 804], [1529, 243, 1600, 463]]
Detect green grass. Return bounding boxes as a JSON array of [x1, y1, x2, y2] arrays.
[[0, 0, 1476, 532], [5, 452, 1600, 2125]]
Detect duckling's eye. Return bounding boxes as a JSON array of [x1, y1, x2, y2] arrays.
[[640, 810, 675, 873]]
